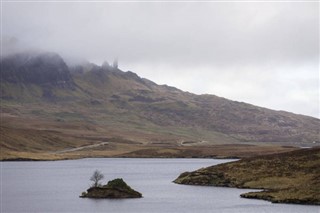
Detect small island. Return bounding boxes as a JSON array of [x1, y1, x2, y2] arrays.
[[81, 178, 142, 199], [80, 170, 142, 199]]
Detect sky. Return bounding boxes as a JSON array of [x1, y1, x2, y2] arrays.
[[1, 1, 319, 118]]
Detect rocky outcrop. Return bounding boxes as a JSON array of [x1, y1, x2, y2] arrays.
[[1, 52, 74, 88], [80, 178, 142, 199]]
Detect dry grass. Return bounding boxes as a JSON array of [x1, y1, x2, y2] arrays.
[[1, 113, 298, 161], [174, 147, 320, 205]]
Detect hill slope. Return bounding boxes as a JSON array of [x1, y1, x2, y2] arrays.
[[1, 51, 319, 159]]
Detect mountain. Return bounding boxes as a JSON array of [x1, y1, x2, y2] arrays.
[[1, 52, 75, 100], [1, 51, 319, 160]]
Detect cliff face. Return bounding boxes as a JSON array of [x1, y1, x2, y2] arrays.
[[1, 52, 74, 87], [1, 52, 75, 100]]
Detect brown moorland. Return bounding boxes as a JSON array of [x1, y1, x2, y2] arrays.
[[1, 51, 319, 160], [174, 147, 320, 205]]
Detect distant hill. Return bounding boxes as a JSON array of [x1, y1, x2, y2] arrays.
[[1, 51, 319, 144]]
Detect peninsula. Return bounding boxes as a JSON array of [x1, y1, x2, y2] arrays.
[[174, 147, 320, 205]]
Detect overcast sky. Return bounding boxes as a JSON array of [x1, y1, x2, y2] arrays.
[[2, 1, 319, 118]]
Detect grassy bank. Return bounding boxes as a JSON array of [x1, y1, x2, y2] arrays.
[[174, 147, 320, 205]]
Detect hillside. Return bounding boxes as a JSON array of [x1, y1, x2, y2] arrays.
[[174, 147, 320, 205], [0, 51, 319, 160]]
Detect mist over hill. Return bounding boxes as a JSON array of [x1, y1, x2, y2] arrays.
[[1, 51, 319, 146]]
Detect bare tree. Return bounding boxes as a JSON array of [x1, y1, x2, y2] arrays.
[[90, 170, 104, 187]]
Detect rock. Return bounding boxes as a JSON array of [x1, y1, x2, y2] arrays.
[[1, 52, 74, 87], [80, 178, 142, 199]]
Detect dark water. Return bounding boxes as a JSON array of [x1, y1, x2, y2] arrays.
[[1, 158, 319, 213]]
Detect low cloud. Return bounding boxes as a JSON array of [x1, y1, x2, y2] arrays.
[[2, 1, 319, 117]]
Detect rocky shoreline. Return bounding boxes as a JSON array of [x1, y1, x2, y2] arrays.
[[174, 147, 320, 205]]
